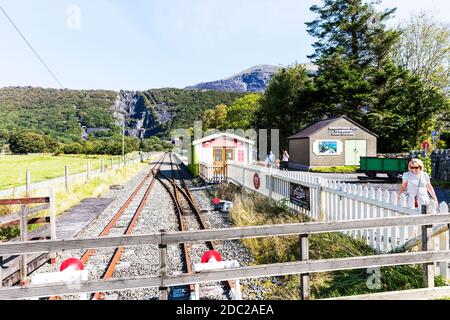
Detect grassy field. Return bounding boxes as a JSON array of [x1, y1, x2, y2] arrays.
[[309, 166, 359, 173], [0, 154, 123, 190], [0, 162, 147, 240]]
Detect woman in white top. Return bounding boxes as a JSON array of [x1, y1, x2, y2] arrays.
[[397, 159, 438, 207]]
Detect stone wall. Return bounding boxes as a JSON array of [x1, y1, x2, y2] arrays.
[[431, 149, 450, 181]]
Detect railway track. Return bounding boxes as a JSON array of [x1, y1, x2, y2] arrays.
[[49, 153, 166, 300], [156, 154, 233, 300], [32, 152, 238, 300]]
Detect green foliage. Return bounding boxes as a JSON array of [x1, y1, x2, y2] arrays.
[[9, 131, 60, 154], [142, 88, 244, 130], [202, 104, 228, 131], [441, 131, 450, 149], [306, 0, 400, 68], [257, 64, 316, 150], [309, 166, 359, 173], [0, 87, 117, 143], [367, 62, 450, 152], [227, 94, 262, 129], [140, 136, 174, 152]]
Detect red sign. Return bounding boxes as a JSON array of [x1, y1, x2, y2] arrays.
[[201, 250, 223, 263], [60, 258, 84, 272], [422, 141, 430, 151], [213, 198, 220, 205], [253, 173, 261, 190]]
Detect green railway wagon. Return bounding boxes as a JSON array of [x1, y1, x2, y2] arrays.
[[359, 156, 409, 179]]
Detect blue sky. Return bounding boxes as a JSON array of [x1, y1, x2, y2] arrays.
[[1, 0, 449, 91]]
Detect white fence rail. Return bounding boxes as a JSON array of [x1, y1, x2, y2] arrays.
[[227, 162, 450, 259]]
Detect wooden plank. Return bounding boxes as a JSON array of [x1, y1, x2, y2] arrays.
[[3, 250, 450, 299], [3, 214, 450, 256], [324, 286, 450, 300], [1, 217, 51, 228], [0, 204, 50, 227], [159, 231, 168, 300], [0, 198, 50, 205]]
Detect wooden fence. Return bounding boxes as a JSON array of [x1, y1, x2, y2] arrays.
[[0, 195, 56, 287], [0, 211, 449, 299]]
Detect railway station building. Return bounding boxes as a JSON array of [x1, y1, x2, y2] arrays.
[[288, 115, 378, 170], [189, 132, 255, 168]]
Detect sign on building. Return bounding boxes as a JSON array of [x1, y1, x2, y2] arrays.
[[431, 131, 440, 141], [290, 183, 310, 211]]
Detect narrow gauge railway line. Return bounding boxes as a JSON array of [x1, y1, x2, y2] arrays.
[[49, 153, 166, 300], [156, 154, 233, 300]]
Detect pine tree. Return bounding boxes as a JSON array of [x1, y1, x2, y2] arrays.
[[306, 0, 399, 68]]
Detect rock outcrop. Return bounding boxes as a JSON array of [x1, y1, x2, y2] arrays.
[[186, 63, 318, 93]]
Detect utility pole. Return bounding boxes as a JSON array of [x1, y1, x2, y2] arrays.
[[122, 120, 125, 166]]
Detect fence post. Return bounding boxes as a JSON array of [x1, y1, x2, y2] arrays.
[[101, 159, 105, 173], [299, 234, 310, 300], [19, 204, 28, 286], [19, 170, 31, 285], [159, 229, 168, 300], [422, 205, 434, 288], [87, 160, 91, 182], [65, 165, 69, 192], [110, 157, 114, 172], [0, 255, 2, 288], [49, 189, 57, 264]]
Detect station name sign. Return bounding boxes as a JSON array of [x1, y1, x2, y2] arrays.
[[328, 127, 358, 136]]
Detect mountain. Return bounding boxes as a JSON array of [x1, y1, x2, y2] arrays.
[[186, 63, 318, 93]]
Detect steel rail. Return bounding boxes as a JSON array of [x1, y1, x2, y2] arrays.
[[91, 154, 165, 300], [49, 153, 165, 300]]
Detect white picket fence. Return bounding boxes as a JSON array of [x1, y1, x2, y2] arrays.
[[227, 162, 450, 254]]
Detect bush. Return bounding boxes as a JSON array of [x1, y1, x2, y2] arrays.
[[9, 131, 48, 154]]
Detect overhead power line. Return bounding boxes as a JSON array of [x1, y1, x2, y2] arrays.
[[0, 5, 64, 88]]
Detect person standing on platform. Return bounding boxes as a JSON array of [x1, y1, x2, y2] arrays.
[[281, 150, 290, 171]]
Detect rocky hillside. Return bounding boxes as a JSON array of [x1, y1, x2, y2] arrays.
[[186, 63, 318, 93], [0, 87, 243, 142]]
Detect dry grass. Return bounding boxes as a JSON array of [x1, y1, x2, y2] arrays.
[[0, 162, 147, 240]]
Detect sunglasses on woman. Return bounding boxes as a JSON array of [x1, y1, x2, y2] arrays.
[[410, 166, 420, 170]]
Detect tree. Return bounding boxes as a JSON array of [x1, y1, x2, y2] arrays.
[[306, 0, 399, 69], [367, 62, 449, 152], [392, 10, 450, 90], [9, 131, 47, 154], [227, 94, 262, 130], [256, 64, 316, 150], [202, 104, 228, 131]]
